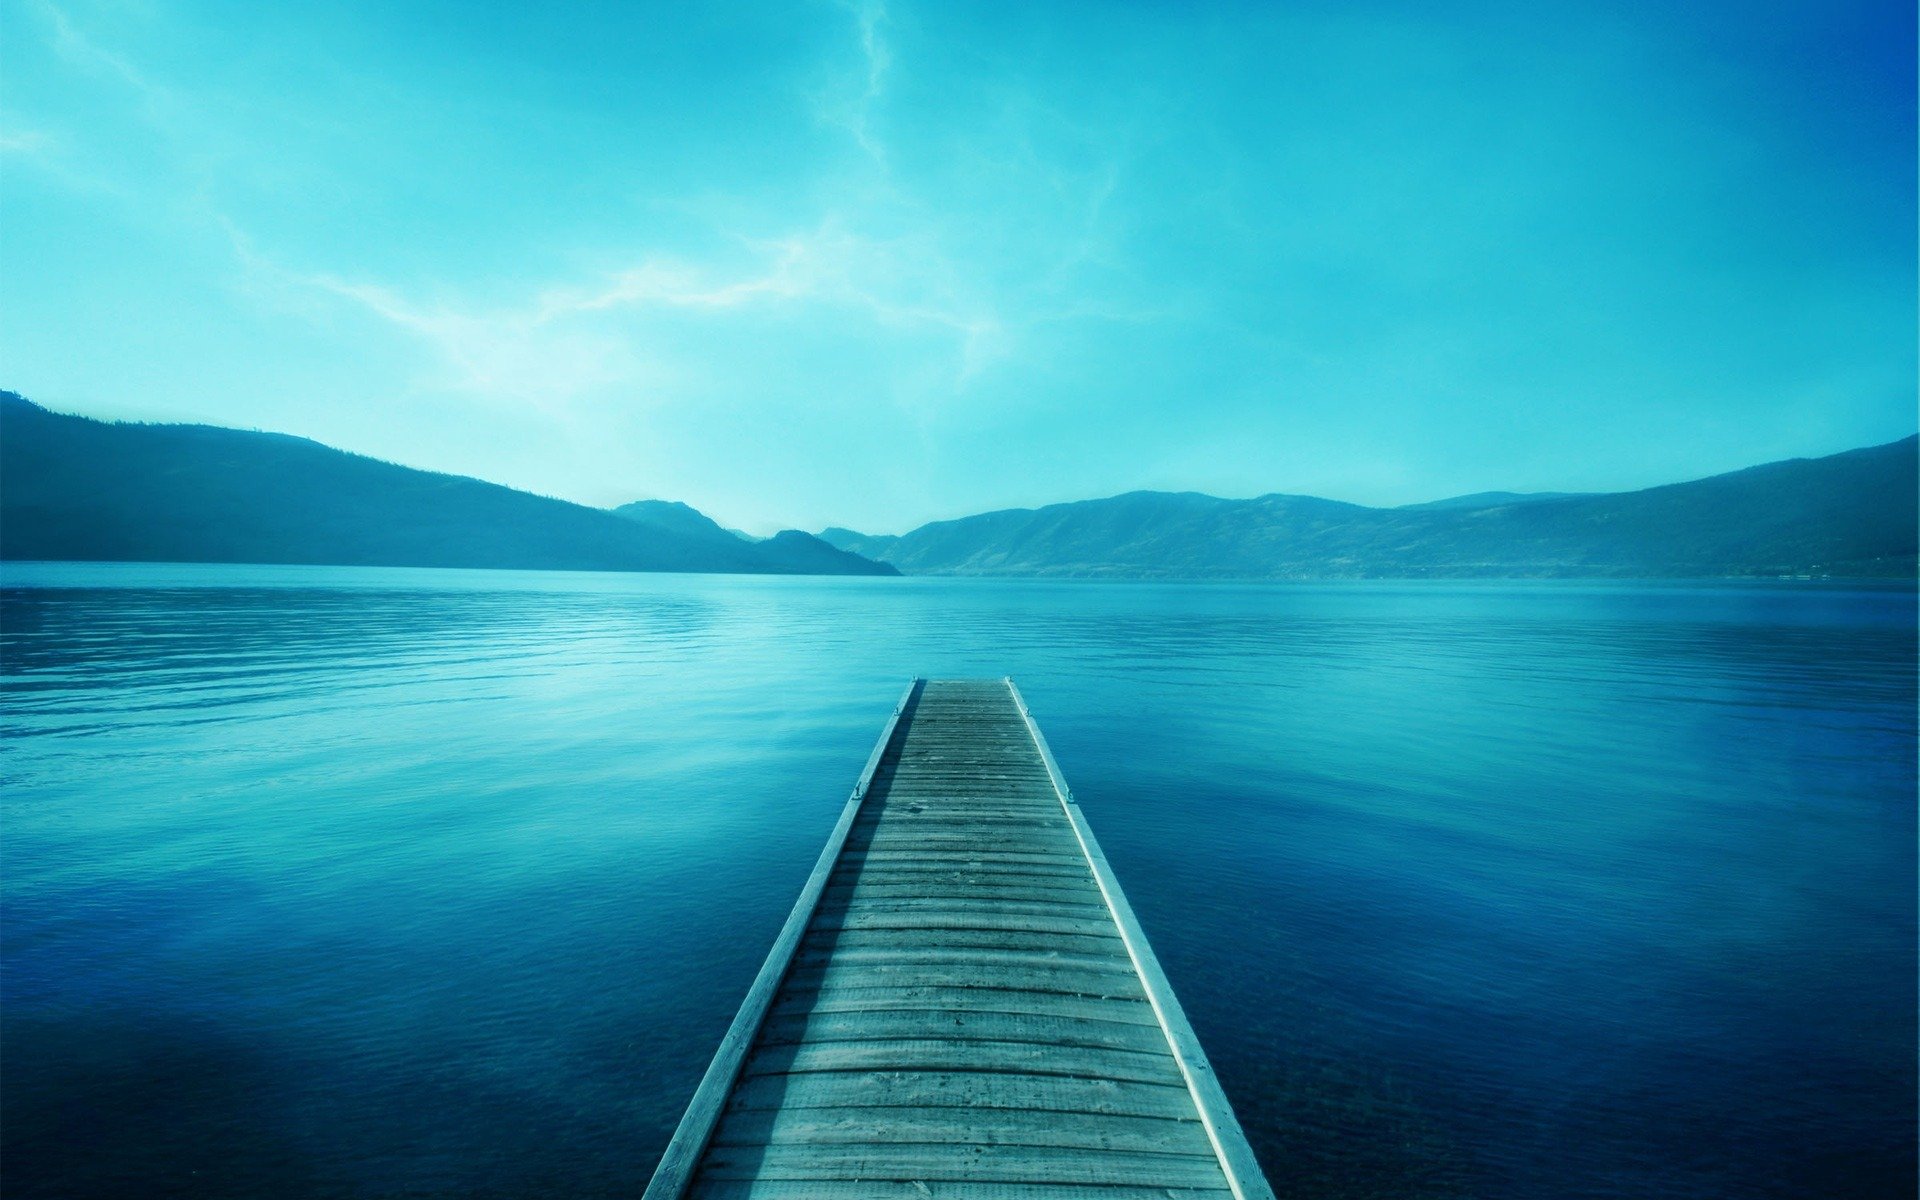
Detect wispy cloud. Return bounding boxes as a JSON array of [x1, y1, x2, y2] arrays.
[[16, 3, 208, 207], [226, 213, 1006, 406], [37, 1, 174, 120], [314, 278, 647, 405], [814, 0, 892, 160]]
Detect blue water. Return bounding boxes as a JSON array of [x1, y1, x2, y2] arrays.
[[2, 563, 1912, 1199]]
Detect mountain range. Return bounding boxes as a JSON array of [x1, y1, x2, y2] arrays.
[[820, 437, 1917, 579], [3, 390, 1910, 580], [0, 393, 895, 575]]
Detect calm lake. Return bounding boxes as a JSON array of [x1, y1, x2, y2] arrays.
[[2, 563, 1913, 1199]]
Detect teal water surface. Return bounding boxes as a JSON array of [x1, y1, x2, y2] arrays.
[[2, 564, 1913, 1199]]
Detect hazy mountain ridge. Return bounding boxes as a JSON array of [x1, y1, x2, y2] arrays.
[[610, 499, 740, 544], [819, 438, 1917, 579], [611, 501, 884, 574], [0, 393, 897, 576]]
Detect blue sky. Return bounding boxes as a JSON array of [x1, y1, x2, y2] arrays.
[[4, 1, 1913, 534]]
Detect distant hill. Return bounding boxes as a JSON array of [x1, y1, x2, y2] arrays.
[[610, 499, 741, 544], [0, 393, 896, 576], [819, 438, 1918, 579], [611, 501, 887, 574]]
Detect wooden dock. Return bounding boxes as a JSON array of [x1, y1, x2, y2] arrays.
[[644, 678, 1273, 1199]]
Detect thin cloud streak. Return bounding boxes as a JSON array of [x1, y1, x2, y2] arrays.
[[813, 0, 892, 160], [228, 214, 1009, 405], [37, 1, 173, 119]]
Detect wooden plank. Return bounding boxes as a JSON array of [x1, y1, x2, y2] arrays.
[[722, 1069, 1199, 1118], [864, 776, 1055, 786], [791, 946, 1132, 976], [848, 833, 1090, 852], [742, 1038, 1178, 1085], [801, 926, 1125, 956], [835, 852, 1087, 868], [853, 807, 1066, 822], [814, 893, 1113, 917], [852, 816, 1068, 829], [828, 866, 1098, 888], [856, 817, 1067, 829], [876, 753, 1049, 761], [867, 764, 1053, 775], [835, 849, 1090, 871], [873, 782, 1050, 791], [782, 960, 1147, 998], [693, 1184, 1230, 1200], [695, 1143, 1231, 1186], [711, 1105, 1214, 1154], [856, 792, 1045, 811], [790, 944, 1138, 976], [757, 1009, 1176, 1054], [847, 822, 1075, 841], [799, 915, 1118, 945], [819, 909, 1127, 937], [767, 984, 1159, 1026], [819, 880, 1100, 906], [852, 821, 1078, 838], [829, 857, 1091, 878], [880, 767, 1044, 775], [869, 772, 1056, 782], [825, 878, 1099, 900], [867, 795, 1056, 803], [841, 837, 1090, 856]]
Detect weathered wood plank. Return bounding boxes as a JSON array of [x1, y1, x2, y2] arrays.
[[757, 1009, 1175, 1055], [742, 1038, 1178, 1085], [828, 867, 1099, 890], [819, 880, 1101, 906], [837, 848, 1088, 869], [801, 925, 1124, 956], [853, 808, 1068, 824], [878, 784, 1052, 791], [712, 1105, 1214, 1155], [812, 897, 1116, 924], [845, 820, 1074, 837], [826, 878, 1100, 901], [868, 776, 1056, 787], [767, 984, 1159, 1026], [782, 960, 1147, 998], [815, 909, 1127, 937], [695, 1143, 1231, 1186], [722, 1069, 1198, 1119], [790, 944, 1138, 976], [832, 868, 1097, 888], [849, 830, 1085, 850], [693, 1184, 1230, 1200]]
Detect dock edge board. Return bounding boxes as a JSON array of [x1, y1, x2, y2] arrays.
[[641, 678, 925, 1199], [1004, 677, 1276, 1200]]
